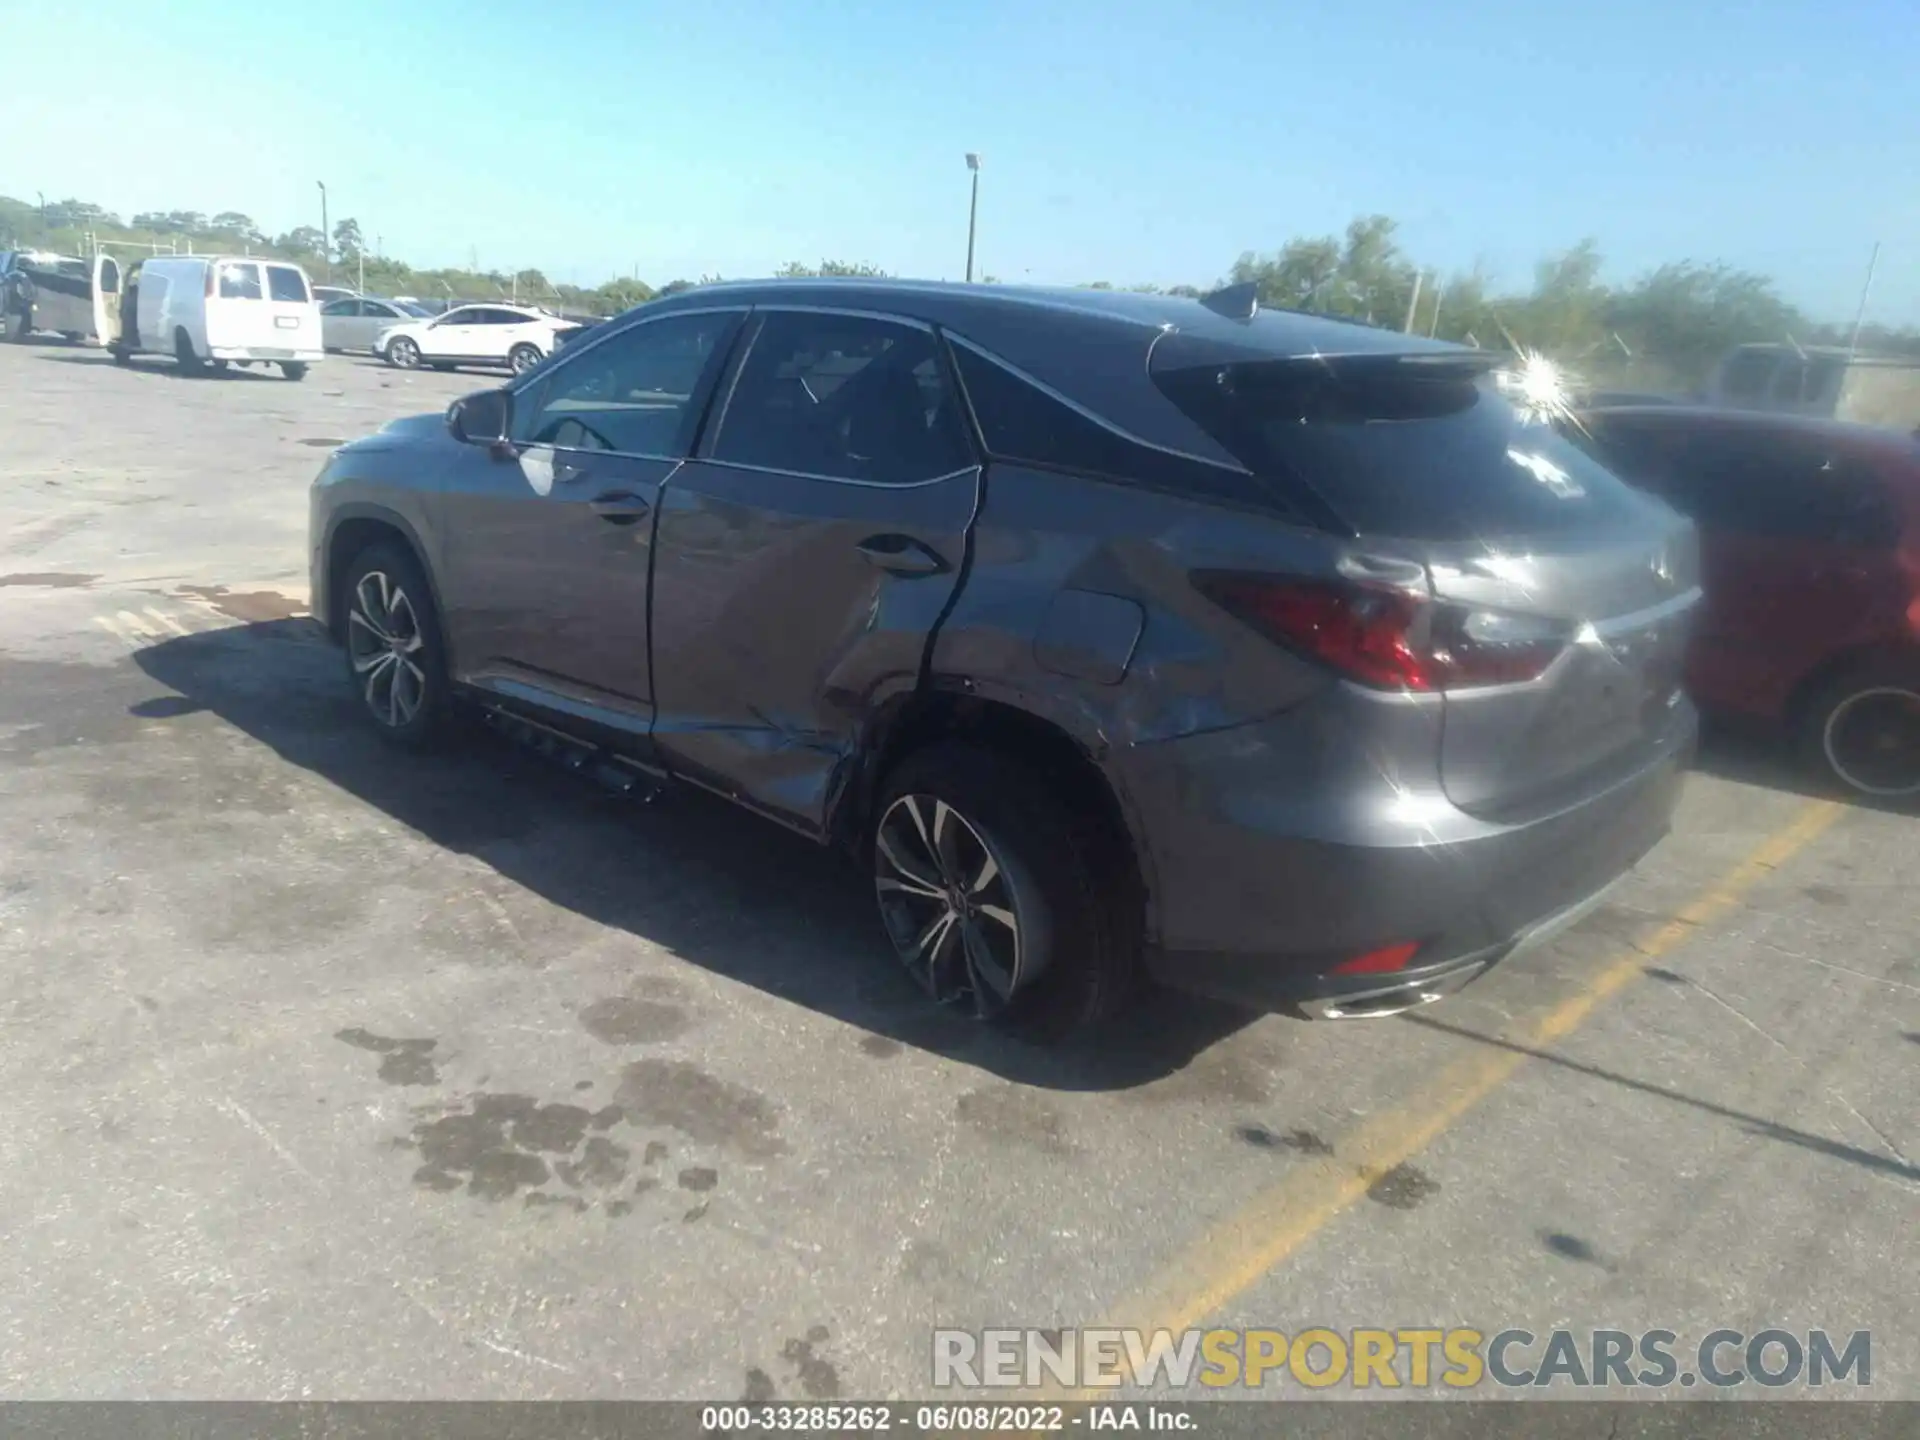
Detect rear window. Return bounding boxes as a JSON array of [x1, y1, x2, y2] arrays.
[[266, 266, 309, 303], [1152, 359, 1649, 540], [217, 263, 262, 300]]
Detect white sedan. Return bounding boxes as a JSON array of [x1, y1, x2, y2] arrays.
[[375, 304, 573, 375]]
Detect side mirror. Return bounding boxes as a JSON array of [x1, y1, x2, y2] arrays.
[[448, 388, 512, 448]]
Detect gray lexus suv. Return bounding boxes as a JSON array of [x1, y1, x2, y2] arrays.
[[309, 280, 1699, 1034]]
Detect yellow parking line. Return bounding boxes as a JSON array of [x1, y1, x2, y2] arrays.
[[92, 615, 134, 646], [1062, 797, 1844, 1390], [142, 607, 194, 637]]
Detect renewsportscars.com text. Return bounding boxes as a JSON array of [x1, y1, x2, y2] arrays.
[[931, 1326, 1873, 1391]]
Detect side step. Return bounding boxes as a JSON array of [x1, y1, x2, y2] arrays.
[[479, 707, 666, 802]]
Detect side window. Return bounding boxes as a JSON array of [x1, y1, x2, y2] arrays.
[[440, 308, 476, 326], [711, 311, 972, 483], [99, 258, 120, 294], [266, 266, 309, 303], [367, 302, 398, 319], [513, 311, 739, 456], [479, 309, 519, 326], [217, 263, 263, 301], [321, 299, 357, 316]]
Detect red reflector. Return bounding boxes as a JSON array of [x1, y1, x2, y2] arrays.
[[1331, 941, 1420, 976]]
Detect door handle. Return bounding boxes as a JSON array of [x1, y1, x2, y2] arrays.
[[856, 534, 948, 576], [589, 491, 652, 524]]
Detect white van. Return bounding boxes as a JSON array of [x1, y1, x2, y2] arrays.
[[118, 255, 323, 380]]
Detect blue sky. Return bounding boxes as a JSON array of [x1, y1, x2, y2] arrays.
[[5, 0, 1916, 323]]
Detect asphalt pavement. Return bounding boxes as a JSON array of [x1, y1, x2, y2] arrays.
[[0, 336, 1913, 1404]]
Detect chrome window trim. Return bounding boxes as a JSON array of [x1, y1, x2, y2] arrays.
[[944, 331, 1252, 476]]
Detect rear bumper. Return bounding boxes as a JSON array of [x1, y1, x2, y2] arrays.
[[1131, 713, 1693, 1014], [210, 347, 324, 362]]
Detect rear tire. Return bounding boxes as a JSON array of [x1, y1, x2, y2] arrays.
[[1797, 657, 1920, 799], [2, 310, 27, 342], [871, 743, 1143, 1038], [339, 542, 450, 751], [173, 328, 204, 375], [281, 362, 309, 381], [507, 343, 543, 375]]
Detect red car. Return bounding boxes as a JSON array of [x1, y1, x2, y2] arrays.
[[1577, 405, 1920, 798]]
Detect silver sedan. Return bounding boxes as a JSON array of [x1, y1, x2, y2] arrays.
[[320, 297, 430, 353]]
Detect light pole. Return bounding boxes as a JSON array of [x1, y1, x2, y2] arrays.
[[963, 153, 981, 283], [316, 181, 330, 281]]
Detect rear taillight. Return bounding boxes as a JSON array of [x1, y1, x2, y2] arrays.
[[1194, 573, 1568, 692]]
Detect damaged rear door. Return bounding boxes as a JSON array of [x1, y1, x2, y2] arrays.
[[647, 307, 979, 834]]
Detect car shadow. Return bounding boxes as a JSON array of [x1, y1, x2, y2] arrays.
[[131, 619, 1259, 1091], [35, 351, 287, 380], [1691, 719, 1917, 816]]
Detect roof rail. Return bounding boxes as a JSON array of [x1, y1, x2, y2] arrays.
[[1199, 281, 1259, 322]]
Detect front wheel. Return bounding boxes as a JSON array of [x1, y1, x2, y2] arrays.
[[1799, 660, 1920, 799], [340, 543, 450, 749], [281, 362, 309, 381], [507, 343, 544, 375], [871, 743, 1142, 1035], [386, 336, 421, 369]]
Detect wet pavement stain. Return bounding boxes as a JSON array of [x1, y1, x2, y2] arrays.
[[336, 1028, 440, 1086], [579, 996, 691, 1045], [299, 438, 348, 447], [614, 1059, 787, 1158], [1801, 884, 1848, 907], [176, 584, 306, 623], [525, 1192, 590, 1214], [858, 1035, 903, 1059], [555, 1136, 630, 1190], [682, 1202, 709, 1222], [643, 1141, 669, 1165], [955, 1085, 1072, 1155], [1541, 1231, 1609, 1268], [0, 572, 98, 588], [1366, 1163, 1441, 1210], [678, 1166, 719, 1193], [780, 1329, 841, 1398], [743, 1368, 777, 1402], [1642, 967, 1688, 985], [1237, 1124, 1334, 1156]]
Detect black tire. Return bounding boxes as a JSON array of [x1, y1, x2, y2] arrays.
[[173, 327, 204, 375], [61, 330, 84, 343], [111, 344, 132, 366], [871, 742, 1143, 1037], [1797, 657, 1920, 799], [2, 309, 28, 343], [507, 343, 543, 375], [339, 542, 451, 750], [281, 362, 309, 382], [386, 336, 421, 369]]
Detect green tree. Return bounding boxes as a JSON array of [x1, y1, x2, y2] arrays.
[[277, 226, 325, 257], [332, 218, 365, 262], [775, 259, 887, 278]]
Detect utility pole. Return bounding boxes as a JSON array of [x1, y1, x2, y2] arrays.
[[1428, 280, 1446, 338], [1847, 242, 1882, 357], [964, 153, 982, 283], [316, 181, 330, 281], [1403, 271, 1425, 334]]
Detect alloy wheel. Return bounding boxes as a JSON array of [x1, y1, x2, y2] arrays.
[[1823, 686, 1920, 797], [874, 794, 1024, 1017], [347, 571, 428, 729], [510, 346, 540, 374], [390, 338, 420, 368]]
